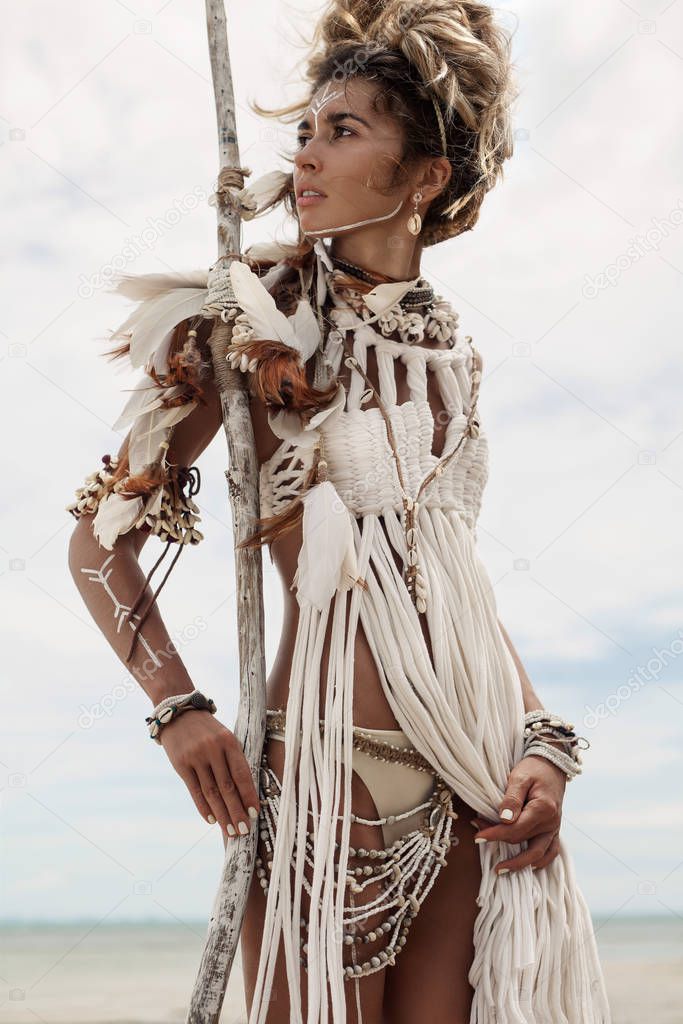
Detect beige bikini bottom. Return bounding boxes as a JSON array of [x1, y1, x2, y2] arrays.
[[264, 709, 438, 847]]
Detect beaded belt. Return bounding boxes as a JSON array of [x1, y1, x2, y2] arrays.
[[255, 725, 458, 983], [265, 708, 438, 776]]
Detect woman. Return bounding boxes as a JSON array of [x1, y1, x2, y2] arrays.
[[67, 2, 611, 1022]]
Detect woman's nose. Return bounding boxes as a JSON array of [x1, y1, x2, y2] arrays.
[[294, 138, 321, 173]]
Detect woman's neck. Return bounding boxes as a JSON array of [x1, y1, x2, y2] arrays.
[[328, 234, 423, 284]]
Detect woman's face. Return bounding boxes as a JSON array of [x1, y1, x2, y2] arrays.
[[292, 76, 410, 237]]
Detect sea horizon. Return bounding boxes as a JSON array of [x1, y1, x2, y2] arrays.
[[1, 914, 681, 1023]]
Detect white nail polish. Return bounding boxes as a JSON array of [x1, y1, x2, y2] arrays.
[[497, 867, 510, 874], [238, 820, 249, 835], [500, 808, 514, 821], [207, 814, 216, 824], [227, 823, 236, 836], [474, 837, 487, 844]]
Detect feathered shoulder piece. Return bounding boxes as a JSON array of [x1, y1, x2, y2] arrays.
[[66, 202, 297, 554], [66, 270, 219, 552], [65, 169, 353, 651]]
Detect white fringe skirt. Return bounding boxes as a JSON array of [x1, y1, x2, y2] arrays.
[[247, 506, 612, 1024]]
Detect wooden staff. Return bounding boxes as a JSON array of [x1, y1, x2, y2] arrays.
[[186, 3, 266, 1020]]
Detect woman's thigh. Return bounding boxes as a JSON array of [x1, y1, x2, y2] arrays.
[[381, 795, 482, 1024], [240, 738, 387, 1024]]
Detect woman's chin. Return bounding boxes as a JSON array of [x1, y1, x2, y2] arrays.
[[299, 212, 331, 234], [298, 210, 354, 237]]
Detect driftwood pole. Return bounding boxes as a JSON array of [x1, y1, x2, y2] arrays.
[[187, 2, 267, 1021]]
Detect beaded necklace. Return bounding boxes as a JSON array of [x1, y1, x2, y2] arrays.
[[329, 254, 437, 312]]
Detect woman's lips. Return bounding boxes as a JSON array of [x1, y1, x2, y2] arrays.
[[296, 193, 326, 207]]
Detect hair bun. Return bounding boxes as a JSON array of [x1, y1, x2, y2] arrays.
[[316, 0, 516, 130]]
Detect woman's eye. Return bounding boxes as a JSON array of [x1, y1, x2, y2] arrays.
[[296, 125, 355, 148]]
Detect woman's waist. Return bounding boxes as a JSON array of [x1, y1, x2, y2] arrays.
[[265, 617, 404, 730], [265, 644, 390, 716]]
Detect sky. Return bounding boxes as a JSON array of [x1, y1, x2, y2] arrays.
[[1, 0, 682, 944]]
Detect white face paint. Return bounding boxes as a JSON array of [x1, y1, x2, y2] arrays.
[[298, 80, 407, 237], [303, 198, 405, 236], [310, 80, 344, 135], [81, 552, 163, 668]]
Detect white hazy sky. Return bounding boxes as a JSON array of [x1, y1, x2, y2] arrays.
[[2, 0, 682, 944]]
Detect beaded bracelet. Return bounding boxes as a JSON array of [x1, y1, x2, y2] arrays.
[[145, 690, 217, 744], [522, 709, 590, 781]]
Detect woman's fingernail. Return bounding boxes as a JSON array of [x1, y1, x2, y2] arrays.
[[497, 867, 510, 874], [227, 823, 236, 836], [248, 806, 259, 820], [238, 820, 249, 835], [470, 819, 479, 828], [474, 836, 487, 844], [500, 808, 514, 821], [207, 814, 216, 824]]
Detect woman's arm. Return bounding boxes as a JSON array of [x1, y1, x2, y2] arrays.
[[470, 618, 570, 875], [497, 618, 571, 752], [68, 371, 261, 840], [497, 618, 543, 713], [68, 378, 224, 704]]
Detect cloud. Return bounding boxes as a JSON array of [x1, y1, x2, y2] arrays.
[[3, 0, 681, 923]]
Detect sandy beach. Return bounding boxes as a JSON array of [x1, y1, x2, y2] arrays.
[[602, 961, 682, 1024], [0, 918, 680, 1022]]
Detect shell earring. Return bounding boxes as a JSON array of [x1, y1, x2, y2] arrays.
[[407, 191, 423, 236]]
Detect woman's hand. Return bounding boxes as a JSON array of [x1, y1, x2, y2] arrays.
[[159, 710, 260, 840], [471, 754, 567, 874]]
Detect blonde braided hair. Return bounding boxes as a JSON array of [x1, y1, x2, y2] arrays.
[[253, 0, 520, 244]]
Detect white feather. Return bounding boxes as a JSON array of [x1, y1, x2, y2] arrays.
[[313, 238, 334, 272], [127, 401, 197, 475], [229, 260, 301, 354], [92, 491, 146, 550], [112, 380, 187, 431], [292, 480, 359, 610], [307, 382, 346, 428], [230, 170, 291, 220], [314, 239, 332, 308], [91, 484, 168, 551], [108, 270, 209, 303], [91, 271, 211, 550], [107, 275, 209, 369], [290, 298, 321, 363]]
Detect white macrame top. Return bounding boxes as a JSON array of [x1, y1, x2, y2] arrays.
[[259, 331, 488, 529]]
